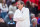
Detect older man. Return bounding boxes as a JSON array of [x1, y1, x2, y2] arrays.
[[13, 1, 30, 27], [4, 11, 16, 25]]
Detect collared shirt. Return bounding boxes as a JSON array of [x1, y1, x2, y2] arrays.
[[14, 7, 30, 27]]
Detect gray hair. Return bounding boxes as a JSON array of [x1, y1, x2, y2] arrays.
[[18, 1, 25, 7]]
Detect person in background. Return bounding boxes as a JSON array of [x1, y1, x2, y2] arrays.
[[30, 13, 37, 27], [4, 11, 16, 25], [37, 13, 40, 27], [9, 2, 17, 14], [31, 13, 36, 19], [31, 3, 38, 17], [6, 0, 18, 7], [0, 0, 8, 18], [31, 18, 37, 27], [0, 8, 4, 19], [6, 0, 12, 7], [13, 1, 30, 27]]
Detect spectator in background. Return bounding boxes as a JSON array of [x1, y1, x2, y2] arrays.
[[9, 2, 17, 14], [37, 13, 40, 27], [31, 13, 36, 19], [31, 3, 38, 17], [0, 8, 4, 19], [4, 11, 16, 25], [26, 1, 38, 17], [6, 0, 12, 7], [31, 13, 37, 27], [6, 0, 18, 7], [31, 18, 37, 27], [0, 0, 8, 18]]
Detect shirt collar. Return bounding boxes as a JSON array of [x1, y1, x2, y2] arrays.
[[18, 7, 25, 11], [21, 7, 25, 11]]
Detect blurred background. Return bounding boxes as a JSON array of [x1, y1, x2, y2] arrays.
[[0, 0, 40, 27]]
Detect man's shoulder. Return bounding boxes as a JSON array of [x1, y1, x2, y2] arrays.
[[25, 8, 29, 10], [24, 7, 29, 11]]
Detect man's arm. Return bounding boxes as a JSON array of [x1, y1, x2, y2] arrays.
[[13, 8, 30, 22], [17, 8, 30, 21]]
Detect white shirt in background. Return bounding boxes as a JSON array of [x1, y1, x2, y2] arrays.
[[9, 5, 17, 14], [0, 3, 8, 12]]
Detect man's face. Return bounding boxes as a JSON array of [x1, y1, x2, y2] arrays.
[[17, 2, 23, 10]]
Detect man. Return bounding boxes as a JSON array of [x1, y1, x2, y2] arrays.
[[4, 11, 16, 27], [13, 1, 30, 27], [4, 11, 16, 24], [31, 18, 37, 27]]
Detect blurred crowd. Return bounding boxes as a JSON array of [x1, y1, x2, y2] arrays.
[[0, 0, 40, 27]]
